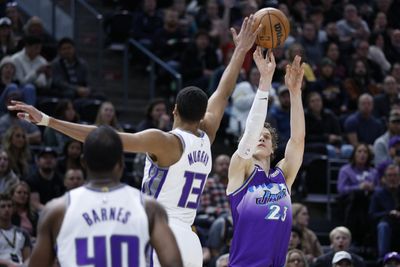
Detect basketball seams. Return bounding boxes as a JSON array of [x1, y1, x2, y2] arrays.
[[269, 13, 289, 44], [267, 10, 274, 49]]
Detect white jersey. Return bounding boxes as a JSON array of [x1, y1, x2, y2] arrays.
[[56, 185, 149, 267], [142, 128, 212, 226]]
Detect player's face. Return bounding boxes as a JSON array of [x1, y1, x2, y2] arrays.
[[255, 128, 273, 158], [331, 232, 350, 251], [286, 251, 305, 267]]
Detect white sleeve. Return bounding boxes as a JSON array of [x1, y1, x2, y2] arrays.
[[237, 89, 269, 159]]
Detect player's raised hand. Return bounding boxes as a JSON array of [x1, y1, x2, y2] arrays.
[[7, 100, 47, 125], [253, 47, 276, 89], [230, 14, 261, 51], [285, 55, 305, 94]]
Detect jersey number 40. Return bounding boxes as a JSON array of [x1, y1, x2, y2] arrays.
[[75, 235, 139, 267]]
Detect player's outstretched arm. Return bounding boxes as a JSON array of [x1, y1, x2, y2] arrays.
[[8, 100, 97, 143], [8, 101, 180, 157], [29, 197, 66, 267], [276, 55, 305, 190], [200, 15, 261, 143], [228, 47, 275, 193], [145, 199, 183, 267]]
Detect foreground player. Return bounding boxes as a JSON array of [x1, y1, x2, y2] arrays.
[[10, 15, 261, 267], [28, 126, 182, 267], [227, 48, 305, 266]]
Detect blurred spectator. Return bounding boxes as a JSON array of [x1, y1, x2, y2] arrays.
[[0, 91, 41, 145], [131, 0, 163, 49], [324, 42, 347, 80], [369, 164, 400, 257], [0, 148, 18, 194], [51, 37, 91, 99], [336, 4, 370, 51], [20, 16, 57, 61], [352, 40, 384, 83], [384, 29, 400, 65], [227, 66, 259, 138], [292, 203, 323, 263], [153, 8, 189, 69], [286, 43, 316, 83], [382, 251, 400, 267], [0, 56, 36, 114], [10, 181, 38, 237], [43, 99, 79, 153], [171, 0, 196, 36], [391, 63, 400, 85], [332, 251, 353, 267], [206, 214, 233, 265], [267, 85, 291, 160], [343, 59, 381, 112], [136, 98, 172, 131], [285, 249, 309, 267], [216, 253, 229, 267], [308, 7, 327, 43], [368, 32, 391, 75], [11, 35, 52, 95], [311, 58, 347, 116], [375, 136, 400, 181], [2, 125, 31, 179], [343, 93, 384, 147], [0, 17, 17, 59], [373, 110, 400, 166], [199, 154, 230, 219], [27, 147, 64, 211], [195, 0, 220, 32], [180, 29, 220, 89], [5, 2, 24, 42], [337, 143, 377, 244], [373, 76, 400, 122], [56, 139, 83, 175], [304, 91, 351, 158], [63, 168, 85, 191], [288, 225, 303, 251], [0, 193, 31, 266], [297, 20, 324, 68], [313, 226, 365, 267], [94, 101, 123, 131], [371, 12, 388, 35]]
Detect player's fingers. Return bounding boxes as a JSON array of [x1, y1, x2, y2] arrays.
[[230, 27, 237, 39], [10, 100, 26, 105], [253, 24, 262, 37], [240, 16, 248, 33]]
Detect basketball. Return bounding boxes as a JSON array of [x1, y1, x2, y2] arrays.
[[253, 8, 290, 49]]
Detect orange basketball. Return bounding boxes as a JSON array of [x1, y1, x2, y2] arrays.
[[253, 8, 290, 49]]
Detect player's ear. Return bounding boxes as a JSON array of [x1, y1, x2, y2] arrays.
[[172, 105, 178, 116]]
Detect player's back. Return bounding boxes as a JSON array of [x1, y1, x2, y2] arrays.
[[57, 184, 149, 267], [142, 128, 212, 226]]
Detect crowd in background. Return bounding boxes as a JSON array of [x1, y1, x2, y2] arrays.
[[0, 0, 400, 266]]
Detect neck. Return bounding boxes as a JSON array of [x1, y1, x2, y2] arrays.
[[86, 173, 120, 188], [0, 220, 11, 229], [14, 203, 26, 213], [253, 156, 272, 171], [1, 76, 11, 84], [173, 120, 200, 136], [39, 169, 54, 179]]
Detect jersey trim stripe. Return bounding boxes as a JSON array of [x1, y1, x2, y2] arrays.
[[228, 167, 258, 197], [154, 169, 169, 198], [170, 131, 186, 150], [83, 183, 126, 192]]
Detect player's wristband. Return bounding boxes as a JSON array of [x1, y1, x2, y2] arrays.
[[37, 112, 50, 126]]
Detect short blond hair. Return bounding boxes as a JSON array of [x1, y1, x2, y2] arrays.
[[329, 226, 352, 242]]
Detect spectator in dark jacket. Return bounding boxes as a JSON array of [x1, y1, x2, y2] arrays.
[[51, 37, 90, 99]]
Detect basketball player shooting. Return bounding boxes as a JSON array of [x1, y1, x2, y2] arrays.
[[9, 15, 261, 267], [227, 48, 305, 266], [28, 126, 183, 267]]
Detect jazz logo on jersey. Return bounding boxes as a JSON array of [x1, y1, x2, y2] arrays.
[[247, 183, 287, 205]]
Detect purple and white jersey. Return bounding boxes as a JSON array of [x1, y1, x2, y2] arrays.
[[56, 185, 149, 267], [228, 166, 292, 267], [141, 128, 212, 226]]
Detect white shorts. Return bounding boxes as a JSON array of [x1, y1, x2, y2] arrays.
[[149, 221, 202, 267]]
